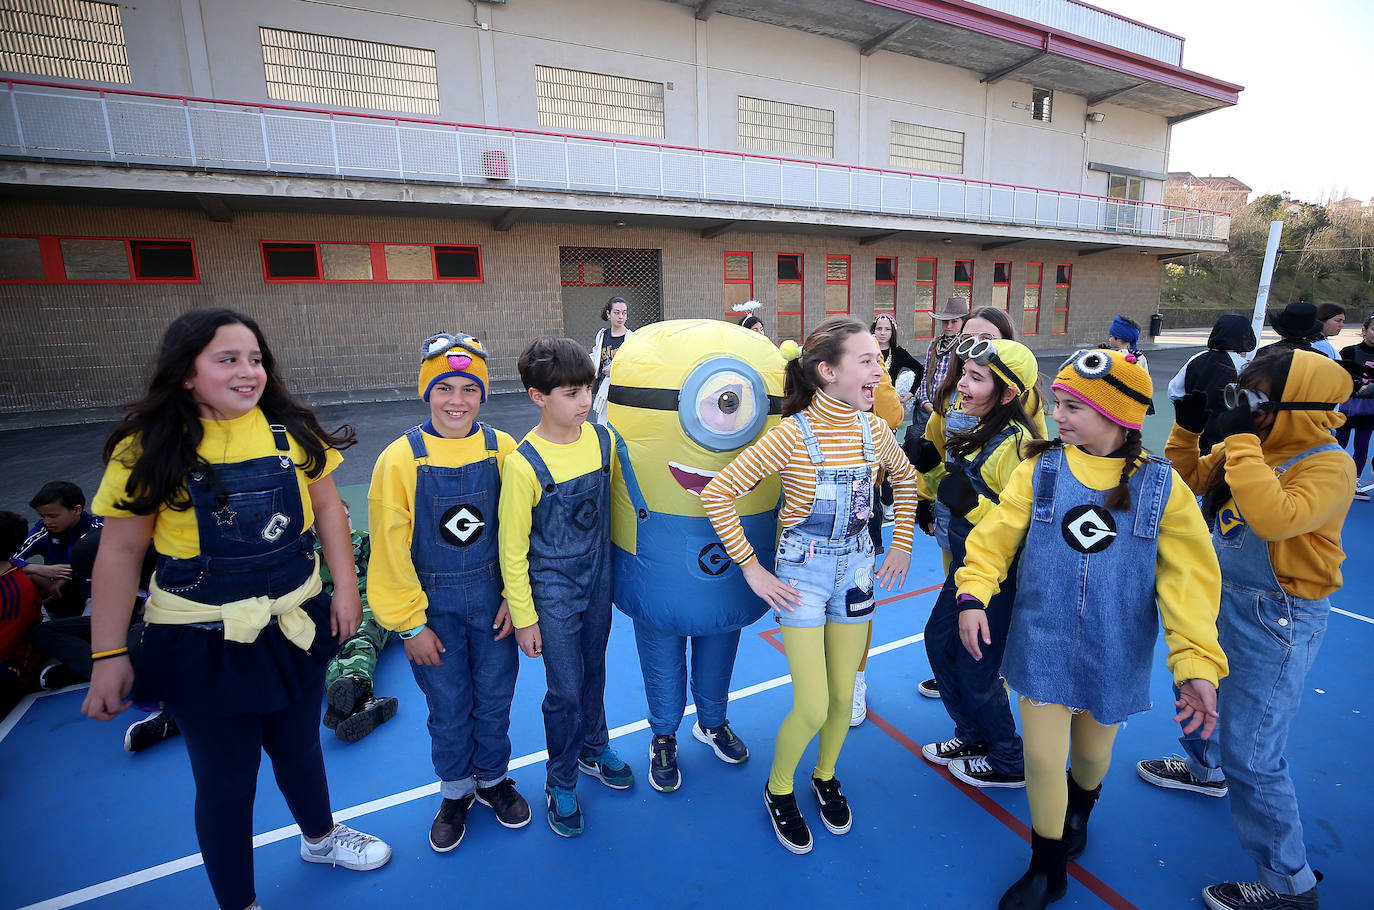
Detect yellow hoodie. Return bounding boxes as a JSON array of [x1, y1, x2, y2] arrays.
[[1165, 350, 1355, 600]]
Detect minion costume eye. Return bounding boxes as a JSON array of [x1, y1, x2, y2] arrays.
[[680, 357, 772, 452], [1066, 349, 1112, 379]]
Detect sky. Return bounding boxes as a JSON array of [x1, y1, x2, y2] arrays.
[[1102, 0, 1372, 204]]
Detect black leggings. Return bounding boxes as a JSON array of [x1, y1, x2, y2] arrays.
[[170, 678, 334, 910]]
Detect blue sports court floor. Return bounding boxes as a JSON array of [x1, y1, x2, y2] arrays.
[[4, 501, 1372, 909]]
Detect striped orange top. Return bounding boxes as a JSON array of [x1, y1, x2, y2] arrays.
[[701, 391, 918, 567]]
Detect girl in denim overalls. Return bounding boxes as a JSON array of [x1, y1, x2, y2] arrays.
[[1145, 348, 1355, 910], [954, 348, 1226, 910], [83, 309, 390, 910], [701, 316, 918, 856]]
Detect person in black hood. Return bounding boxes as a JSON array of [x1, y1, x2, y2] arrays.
[[1168, 313, 1257, 453], [1257, 301, 1321, 355]]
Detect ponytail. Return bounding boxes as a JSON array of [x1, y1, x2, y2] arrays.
[[780, 317, 869, 417]]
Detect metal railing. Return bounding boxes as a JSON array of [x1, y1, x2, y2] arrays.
[[0, 79, 1230, 243]]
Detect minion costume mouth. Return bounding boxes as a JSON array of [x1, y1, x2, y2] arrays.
[[667, 461, 718, 496]]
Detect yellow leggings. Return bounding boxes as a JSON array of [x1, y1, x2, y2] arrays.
[[1019, 697, 1119, 839], [767, 622, 871, 795]]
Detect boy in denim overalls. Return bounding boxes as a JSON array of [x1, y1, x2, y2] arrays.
[[499, 337, 635, 838]]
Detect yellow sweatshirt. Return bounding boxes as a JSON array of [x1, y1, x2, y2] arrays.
[[498, 424, 619, 629], [918, 393, 1048, 513], [366, 424, 517, 632], [1164, 350, 1355, 600], [955, 445, 1227, 687]]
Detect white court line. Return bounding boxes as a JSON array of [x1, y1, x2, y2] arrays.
[[17, 645, 883, 910], [1333, 606, 1374, 625]]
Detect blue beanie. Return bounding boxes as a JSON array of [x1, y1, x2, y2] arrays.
[[1109, 315, 1140, 346]]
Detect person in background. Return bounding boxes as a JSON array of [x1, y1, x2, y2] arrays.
[[734, 299, 768, 335], [1105, 316, 1148, 375], [1, 511, 44, 716], [1338, 314, 1374, 500], [1167, 314, 1257, 455], [12, 481, 103, 618], [1311, 303, 1345, 359], [1258, 302, 1321, 356], [591, 296, 633, 425], [913, 297, 971, 443]]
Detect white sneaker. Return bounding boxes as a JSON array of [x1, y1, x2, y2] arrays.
[[850, 670, 867, 726], [300, 823, 391, 870]]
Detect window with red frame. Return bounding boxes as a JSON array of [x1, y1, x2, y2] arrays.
[[824, 254, 850, 314], [992, 260, 1011, 311], [953, 259, 973, 306], [912, 257, 937, 339], [874, 257, 897, 315], [777, 254, 803, 344], [0, 235, 198, 283], [1052, 263, 1071, 334], [261, 241, 482, 282], [1023, 262, 1043, 336], [724, 251, 753, 318]]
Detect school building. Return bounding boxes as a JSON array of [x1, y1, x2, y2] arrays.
[[0, 0, 1241, 413]]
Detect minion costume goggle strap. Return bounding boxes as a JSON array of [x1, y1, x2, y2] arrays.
[[956, 336, 1027, 394], [1222, 383, 1339, 415], [1061, 349, 1152, 408]]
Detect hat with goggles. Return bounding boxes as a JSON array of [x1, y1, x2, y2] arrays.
[[418, 332, 489, 402], [1052, 348, 1153, 430], [956, 336, 1039, 400]]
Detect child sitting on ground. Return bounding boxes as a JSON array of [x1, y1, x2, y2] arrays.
[[1, 510, 44, 715], [13, 481, 103, 618]]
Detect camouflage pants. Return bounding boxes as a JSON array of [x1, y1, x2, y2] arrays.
[[324, 606, 391, 690]]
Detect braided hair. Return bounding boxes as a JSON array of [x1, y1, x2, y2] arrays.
[[1024, 429, 1144, 512]]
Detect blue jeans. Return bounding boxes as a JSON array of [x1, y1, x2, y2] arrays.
[[631, 619, 740, 735], [409, 592, 519, 799], [539, 597, 613, 789], [772, 529, 875, 629]]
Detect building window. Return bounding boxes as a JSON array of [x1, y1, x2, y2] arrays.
[[824, 255, 850, 315], [1032, 87, 1053, 122], [259, 27, 438, 116], [261, 241, 482, 282], [1106, 173, 1147, 232], [1052, 263, 1071, 334], [723, 251, 753, 318], [777, 254, 804, 344], [874, 257, 897, 314], [535, 65, 665, 139], [913, 257, 937, 339], [889, 121, 964, 174], [992, 260, 1011, 312], [1023, 262, 1043, 336], [738, 96, 834, 160], [0, 0, 129, 83], [953, 259, 973, 305], [0, 235, 198, 283]]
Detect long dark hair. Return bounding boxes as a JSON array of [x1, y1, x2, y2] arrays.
[[102, 308, 355, 514], [1200, 348, 1293, 521], [945, 370, 1043, 462], [782, 316, 870, 417], [1025, 427, 1144, 512], [933, 307, 1017, 412]]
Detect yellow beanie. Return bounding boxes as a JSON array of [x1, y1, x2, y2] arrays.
[[418, 332, 489, 402], [1051, 348, 1153, 430]]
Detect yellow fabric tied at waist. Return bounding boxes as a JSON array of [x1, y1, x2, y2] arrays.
[[143, 557, 322, 650]]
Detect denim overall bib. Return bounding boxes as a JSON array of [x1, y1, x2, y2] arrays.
[[516, 424, 614, 789], [772, 413, 876, 629], [1178, 442, 1339, 895], [406, 423, 518, 798], [139, 421, 329, 713], [931, 406, 979, 552], [1006, 447, 1171, 724]]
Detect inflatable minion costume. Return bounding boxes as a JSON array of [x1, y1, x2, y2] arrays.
[[607, 320, 786, 792]]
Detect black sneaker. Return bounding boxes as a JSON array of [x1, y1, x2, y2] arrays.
[[429, 794, 475, 852], [948, 755, 1027, 789], [323, 676, 368, 731], [917, 678, 941, 699], [810, 776, 852, 835], [124, 711, 180, 753], [475, 778, 531, 829], [334, 696, 398, 744], [1202, 880, 1319, 910], [1137, 757, 1228, 797], [763, 784, 813, 855], [648, 734, 681, 793], [921, 735, 989, 766], [39, 663, 85, 691]]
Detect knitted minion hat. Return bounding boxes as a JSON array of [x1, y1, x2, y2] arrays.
[[1052, 348, 1153, 430], [418, 332, 489, 402]]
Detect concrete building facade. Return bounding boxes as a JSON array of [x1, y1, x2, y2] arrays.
[[0, 0, 1241, 414]]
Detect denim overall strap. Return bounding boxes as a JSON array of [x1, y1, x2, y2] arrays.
[[791, 413, 827, 465], [1131, 455, 1171, 539], [609, 423, 648, 522], [405, 425, 428, 461], [409, 425, 502, 593], [791, 414, 875, 543], [1030, 446, 1063, 523], [962, 424, 1018, 505], [1276, 442, 1343, 472]]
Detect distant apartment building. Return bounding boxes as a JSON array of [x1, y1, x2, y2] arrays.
[[0, 0, 1241, 412], [1166, 173, 1252, 215]]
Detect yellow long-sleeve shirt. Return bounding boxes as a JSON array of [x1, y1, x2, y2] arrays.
[[365, 424, 517, 632], [955, 445, 1227, 687], [498, 424, 619, 629], [916, 411, 1037, 528], [701, 391, 918, 567]]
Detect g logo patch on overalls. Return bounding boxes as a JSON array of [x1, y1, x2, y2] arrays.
[[440, 504, 485, 547], [1062, 504, 1117, 553], [1216, 504, 1246, 539], [697, 542, 732, 577], [261, 512, 291, 542]]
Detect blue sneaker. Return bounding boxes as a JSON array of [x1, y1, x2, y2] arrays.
[[545, 785, 584, 838], [648, 734, 681, 793], [578, 747, 635, 789], [692, 721, 749, 764]]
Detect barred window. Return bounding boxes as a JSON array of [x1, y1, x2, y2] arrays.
[[738, 96, 834, 160], [1032, 87, 1053, 123], [259, 27, 438, 116], [889, 121, 964, 175], [0, 0, 129, 83], [536, 65, 664, 139]]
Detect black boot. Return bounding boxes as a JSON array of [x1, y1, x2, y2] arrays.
[[1063, 772, 1101, 861], [998, 831, 1069, 910]]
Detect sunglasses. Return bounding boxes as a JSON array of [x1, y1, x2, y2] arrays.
[[1223, 383, 1271, 414], [422, 332, 486, 362]]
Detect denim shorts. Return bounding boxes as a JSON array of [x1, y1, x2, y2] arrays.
[[772, 528, 876, 629]]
